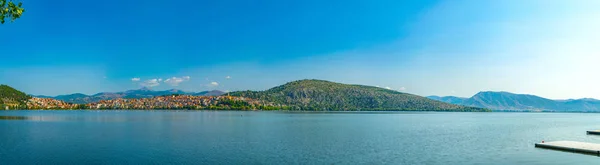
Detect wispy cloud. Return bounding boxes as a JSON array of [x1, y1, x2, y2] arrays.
[[225, 76, 231, 79], [141, 79, 160, 87], [164, 76, 191, 86], [399, 87, 406, 91], [131, 78, 140, 82], [207, 81, 219, 87]]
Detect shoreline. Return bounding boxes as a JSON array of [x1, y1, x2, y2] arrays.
[[3, 109, 600, 113], [3, 109, 595, 113]]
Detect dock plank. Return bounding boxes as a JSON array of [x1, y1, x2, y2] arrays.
[[535, 141, 600, 156]]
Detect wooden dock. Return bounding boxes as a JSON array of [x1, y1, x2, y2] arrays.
[[587, 130, 600, 135], [535, 141, 600, 156]]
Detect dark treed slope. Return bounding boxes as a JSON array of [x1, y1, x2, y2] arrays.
[[229, 79, 489, 111], [0, 84, 31, 109]]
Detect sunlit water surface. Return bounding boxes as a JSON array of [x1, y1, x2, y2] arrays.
[[1, 110, 600, 164]]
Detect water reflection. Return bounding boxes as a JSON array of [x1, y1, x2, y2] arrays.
[[0, 111, 427, 122], [0, 111, 202, 122], [279, 111, 432, 114], [0, 115, 82, 121], [0, 116, 28, 120], [0, 115, 132, 122]]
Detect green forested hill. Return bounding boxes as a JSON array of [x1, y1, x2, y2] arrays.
[[229, 79, 489, 111], [0, 85, 30, 109]]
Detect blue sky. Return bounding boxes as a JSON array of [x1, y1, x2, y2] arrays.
[[1, 0, 599, 99]]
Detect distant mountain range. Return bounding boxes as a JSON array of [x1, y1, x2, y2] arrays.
[[428, 91, 600, 112], [2, 80, 489, 111], [35, 87, 225, 104], [230, 79, 488, 111], [14, 80, 600, 112]]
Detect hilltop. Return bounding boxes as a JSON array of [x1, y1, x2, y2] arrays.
[[229, 79, 488, 111], [428, 91, 600, 112]]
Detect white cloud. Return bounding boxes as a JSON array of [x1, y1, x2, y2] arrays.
[[141, 79, 160, 87], [225, 76, 231, 79], [164, 78, 183, 86], [399, 87, 406, 91], [164, 76, 190, 86], [131, 78, 140, 82], [158, 78, 163, 82], [206, 81, 219, 87], [384, 87, 392, 90]]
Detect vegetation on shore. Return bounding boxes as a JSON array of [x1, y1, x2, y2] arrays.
[[0, 85, 30, 109]]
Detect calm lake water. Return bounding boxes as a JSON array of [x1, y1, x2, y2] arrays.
[[1, 111, 600, 164]]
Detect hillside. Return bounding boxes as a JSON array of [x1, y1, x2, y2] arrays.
[[38, 88, 225, 104], [229, 79, 489, 111], [0, 85, 31, 109], [426, 96, 467, 105], [464, 91, 558, 111], [430, 91, 600, 112]]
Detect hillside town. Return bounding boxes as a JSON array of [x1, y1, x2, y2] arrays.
[[85, 95, 281, 110], [26, 97, 80, 110], [19, 95, 284, 110]]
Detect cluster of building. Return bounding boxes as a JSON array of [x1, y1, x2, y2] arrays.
[[16, 95, 283, 110], [84, 95, 277, 110], [26, 97, 80, 109]]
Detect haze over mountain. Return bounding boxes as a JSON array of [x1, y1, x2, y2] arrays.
[[36, 88, 225, 104], [230, 79, 488, 111], [428, 91, 600, 112], [425, 96, 467, 105]]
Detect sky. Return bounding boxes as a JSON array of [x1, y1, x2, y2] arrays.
[[1, 0, 599, 99]]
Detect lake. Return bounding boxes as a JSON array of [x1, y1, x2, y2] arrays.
[[1, 110, 599, 164]]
